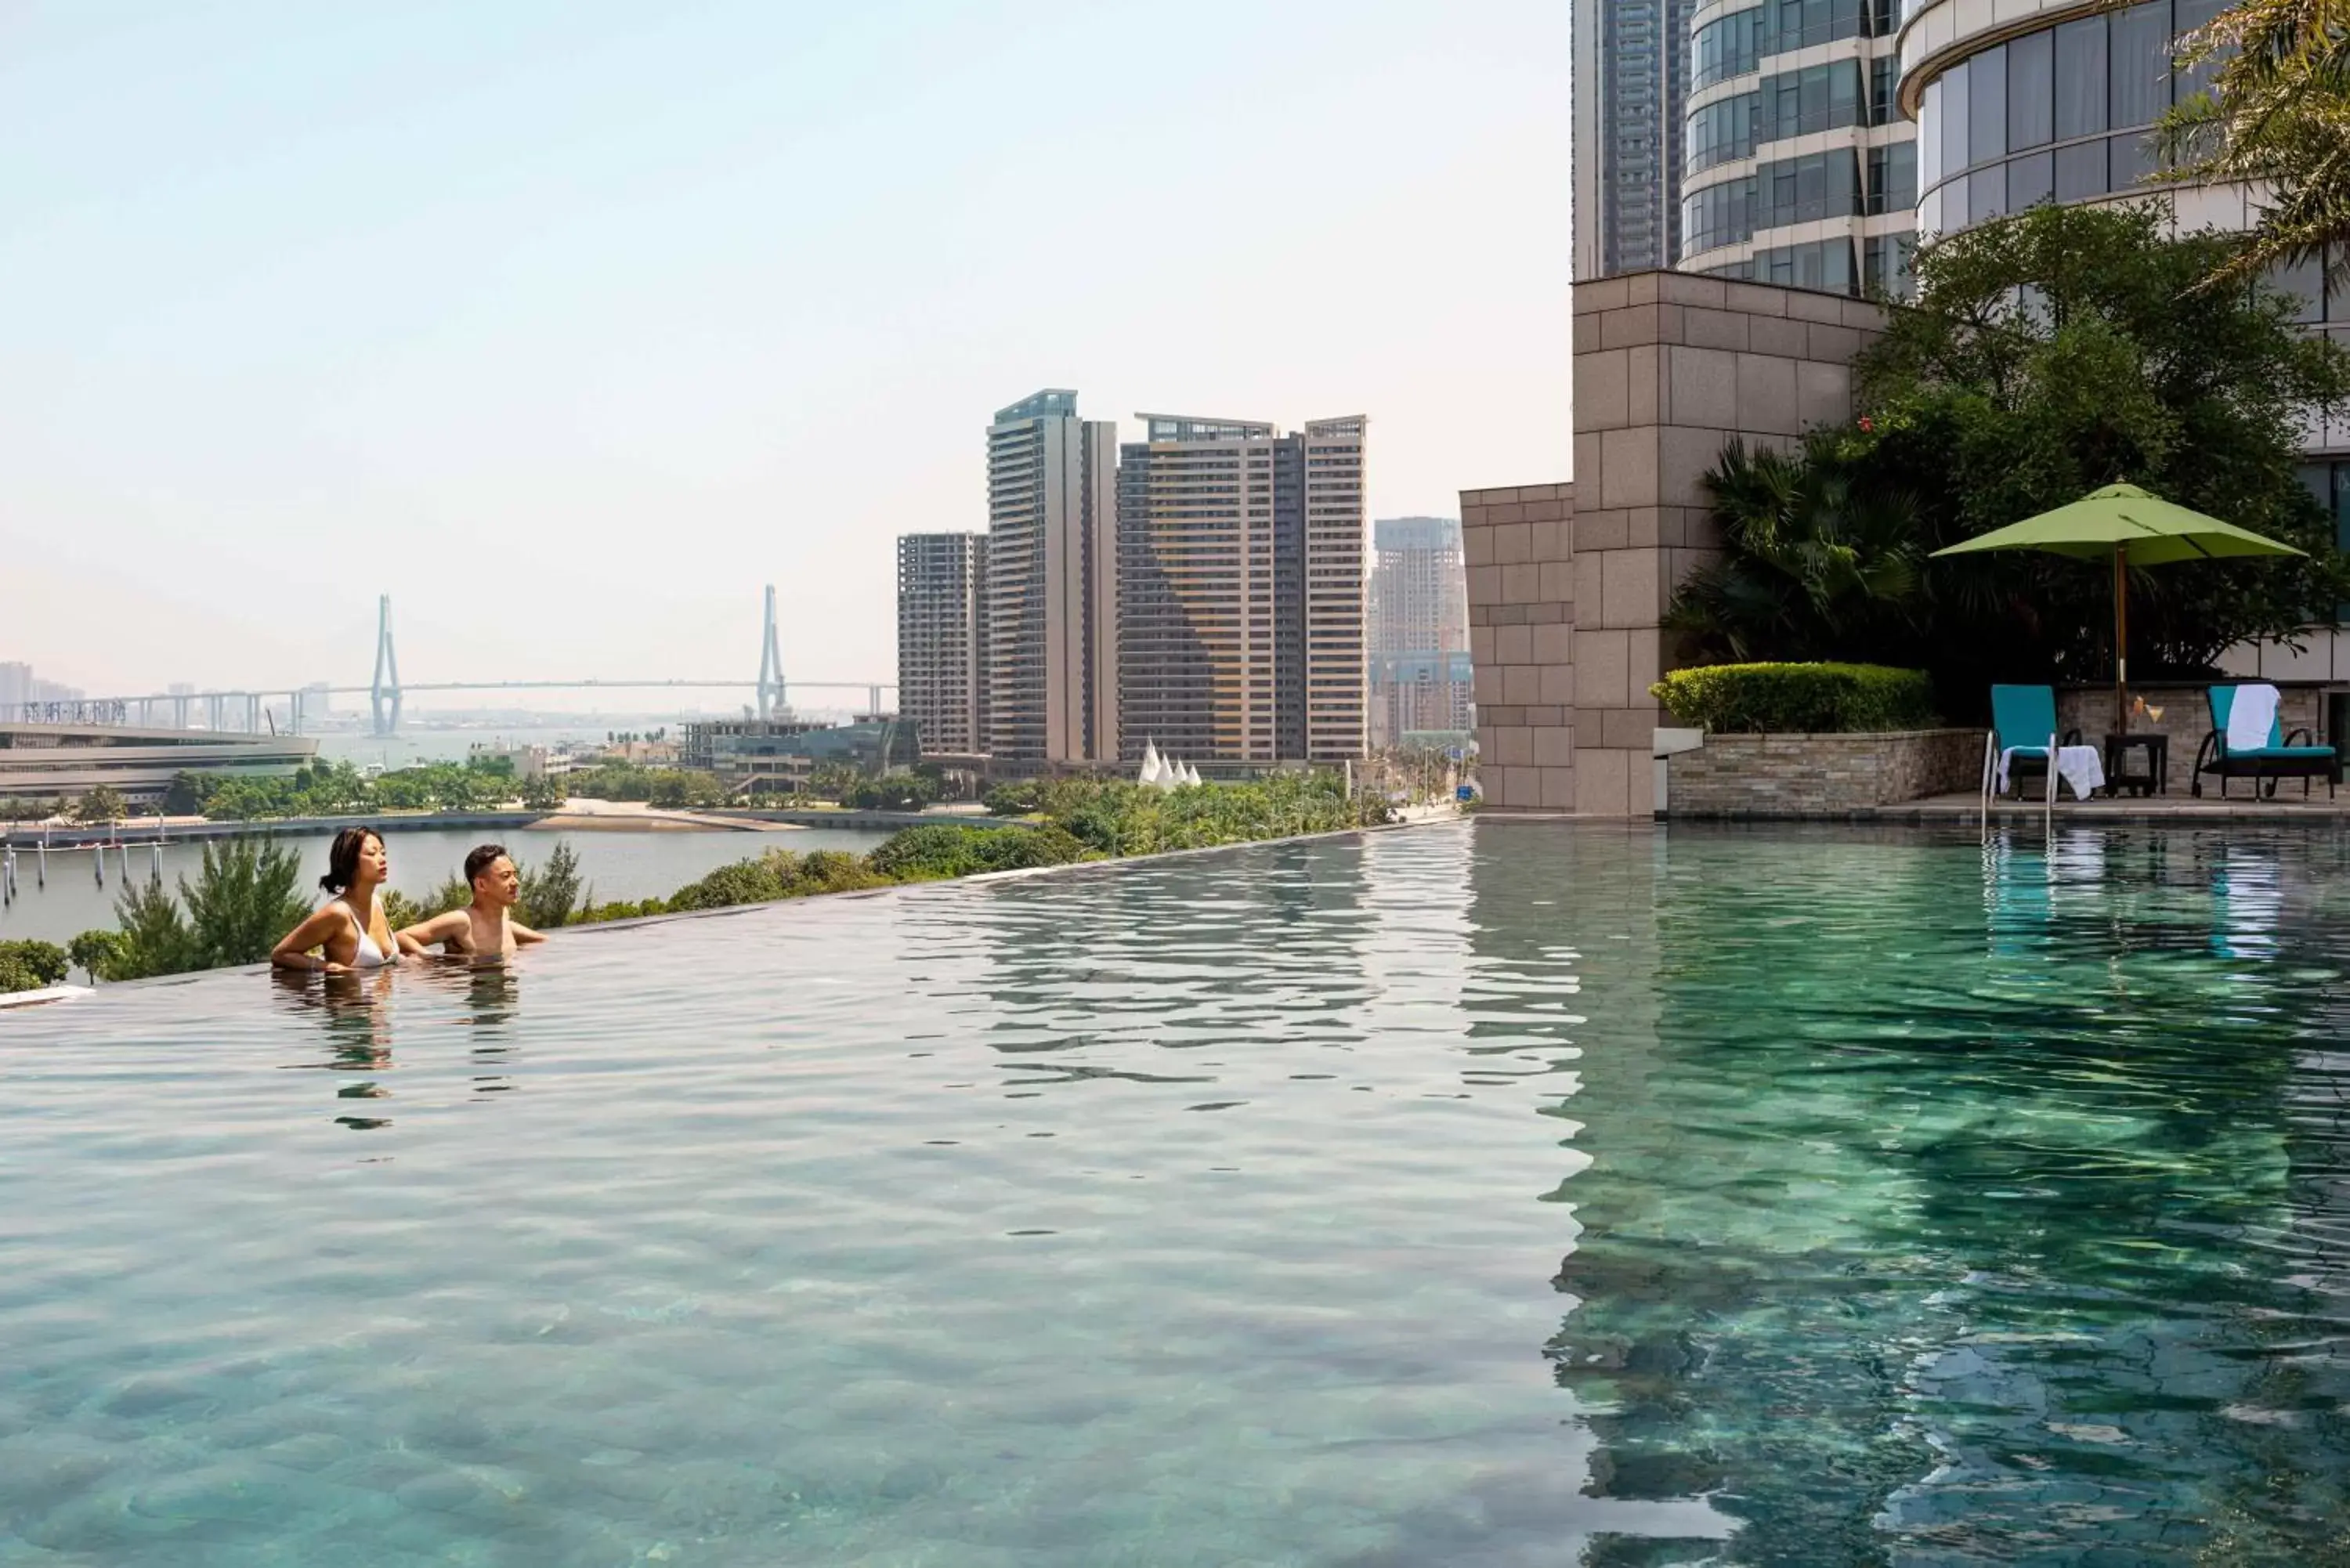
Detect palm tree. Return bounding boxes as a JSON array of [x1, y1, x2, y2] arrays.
[[2157, 0, 2350, 290], [1663, 438, 1925, 665]]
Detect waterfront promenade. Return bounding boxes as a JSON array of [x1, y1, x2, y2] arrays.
[[0, 802, 1014, 848]]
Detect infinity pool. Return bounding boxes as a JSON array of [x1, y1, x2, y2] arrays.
[[2, 822, 2345, 1566]]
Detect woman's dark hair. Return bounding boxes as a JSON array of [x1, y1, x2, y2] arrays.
[[320, 827, 382, 894]]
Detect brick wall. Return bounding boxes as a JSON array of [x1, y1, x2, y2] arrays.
[[1462, 483, 1574, 811], [1665, 729, 1987, 817]]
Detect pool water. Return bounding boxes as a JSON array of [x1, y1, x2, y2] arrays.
[[2, 822, 2345, 1566]]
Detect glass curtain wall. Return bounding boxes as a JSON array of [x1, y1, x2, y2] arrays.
[[1917, 0, 2232, 239], [1679, 0, 1911, 291]]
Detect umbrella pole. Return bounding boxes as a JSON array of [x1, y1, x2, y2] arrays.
[[2114, 544, 2129, 736]]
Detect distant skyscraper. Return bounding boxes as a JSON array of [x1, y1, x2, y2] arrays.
[[1574, 0, 1701, 279], [985, 391, 1119, 763], [896, 532, 988, 756], [1366, 517, 1472, 748], [1116, 414, 1367, 764], [0, 663, 29, 720], [1368, 517, 1468, 660]]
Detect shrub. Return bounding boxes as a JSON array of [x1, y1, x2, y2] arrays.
[[519, 840, 583, 928], [663, 858, 789, 912], [869, 824, 1021, 881], [982, 780, 1047, 817], [179, 839, 313, 970], [841, 772, 941, 811], [0, 939, 70, 993], [71, 786, 129, 826], [575, 897, 668, 923], [68, 930, 125, 984], [783, 849, 890, 895], [1649, 663, 1936, 734], [108, 876, 197, 980]]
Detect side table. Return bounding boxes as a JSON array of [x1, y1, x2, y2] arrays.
[[2104, 732, 2167, 797]]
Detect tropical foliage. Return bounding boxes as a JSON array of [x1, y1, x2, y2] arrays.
[[67, 929, 125, 984], [179, 758, 527, 821], [70, 787, 130, 825], [837, 771, 944, 811], [1666, 204, 2350, 703], [863, 823, 1091, 882], [663, 848, 893, 912], [1664, 438, 1925, 665], [0, 939, 70, 994], [2157, 0, 2350, 291], [81, 837, 311, 981], [563, 762, 726, 807], [1650, 663, 1936, 734]]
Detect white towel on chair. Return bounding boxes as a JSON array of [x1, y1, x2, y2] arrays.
[[2226, 683, 2280, 753], [2055, 745, 2105, 800], [1997, 745, 2105, 800]]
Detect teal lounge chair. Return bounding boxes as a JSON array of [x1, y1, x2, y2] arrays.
[[1981, 685, 2080, 804], [2193, 685, 2338, 798]]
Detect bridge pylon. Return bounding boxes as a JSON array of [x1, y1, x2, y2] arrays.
[[756, 584, 786, 720], [371, 594, 403, 737]]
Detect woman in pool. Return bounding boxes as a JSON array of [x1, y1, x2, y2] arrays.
[[271, 826, 412, 973]]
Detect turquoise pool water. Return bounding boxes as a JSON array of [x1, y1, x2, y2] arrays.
[[2, 822, 2345, 1566]]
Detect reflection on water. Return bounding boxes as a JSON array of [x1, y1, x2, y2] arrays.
[[1512, 826, 2350, 1565], [1, 822, 2346, 1566], [269, 959, 530, 1127]]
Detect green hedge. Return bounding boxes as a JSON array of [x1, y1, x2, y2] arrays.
[[1649, 662, 1936, 734], [0, 939, 70, 994]]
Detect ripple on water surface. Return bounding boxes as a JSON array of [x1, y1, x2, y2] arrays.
[[2, 821, 2347, 1566]]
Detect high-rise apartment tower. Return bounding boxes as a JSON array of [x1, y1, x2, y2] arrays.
[[1678, 0, 1917, 297], [1116, 414, 1366, 765], [1366, 516, 1473, 749], [896, 533, 989, 756], [984, 391, 1119, 762], [1368, 517, 1468, 659], [1574, 0, 1702, 279]]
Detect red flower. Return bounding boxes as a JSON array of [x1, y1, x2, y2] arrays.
[[1858, 416, 1875, 432]]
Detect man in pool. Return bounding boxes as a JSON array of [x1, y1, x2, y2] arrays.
[[395, 844, 548, 959]]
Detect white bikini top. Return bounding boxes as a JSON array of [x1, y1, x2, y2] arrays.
[[335, 901, 396, 968]]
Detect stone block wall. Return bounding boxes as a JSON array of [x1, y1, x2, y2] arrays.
[[1665, 729, 1987, 817], [1462, 271, 1889, 816], [1462, 483, 1574, 812], [2053, 682, 2333, 788]]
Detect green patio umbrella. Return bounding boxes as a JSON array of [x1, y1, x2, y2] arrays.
[[1930, 483, 2305, 732]]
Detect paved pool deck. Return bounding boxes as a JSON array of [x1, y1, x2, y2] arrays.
[[1853, 787, 2350, 824]]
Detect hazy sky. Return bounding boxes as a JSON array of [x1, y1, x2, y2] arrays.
[[2, 1, 1571, 706]]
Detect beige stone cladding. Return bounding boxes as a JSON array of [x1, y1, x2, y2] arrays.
[[1576, 271, 1890, 815], [1666, 729, 1987, 817], [1462, 482, 1577, 812]]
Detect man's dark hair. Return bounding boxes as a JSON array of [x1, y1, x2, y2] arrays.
[[465, 844, 509, 884]]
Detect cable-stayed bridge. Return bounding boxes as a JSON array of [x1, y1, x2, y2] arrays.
[[4, 587, 893, 738]]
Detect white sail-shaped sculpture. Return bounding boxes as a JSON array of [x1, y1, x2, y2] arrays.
[[1180, 761, 1202, 786], [1154, 756, 1181, 791], [1138, 740, 1166, 786]]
